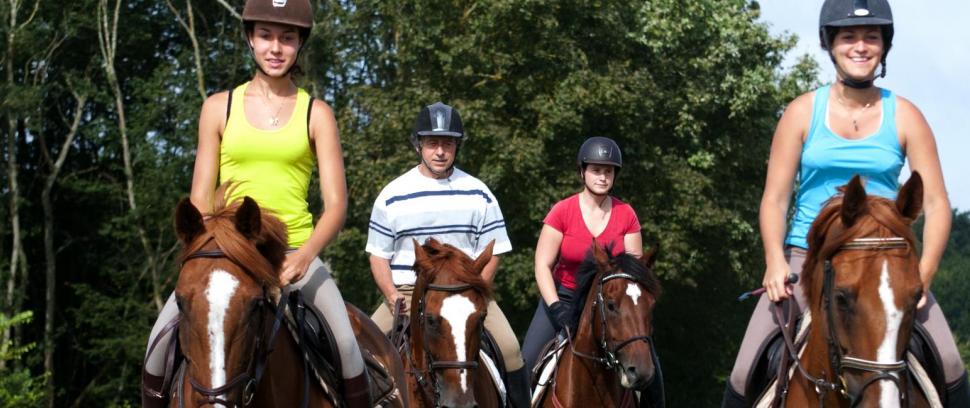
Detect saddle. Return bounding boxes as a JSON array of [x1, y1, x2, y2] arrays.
[[284, 290, 399, 406], [146, 291, 398, 406], [748, 305, 948, 407]]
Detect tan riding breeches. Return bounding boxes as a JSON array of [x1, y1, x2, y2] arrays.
[[371, 285, 525, 371], [728, 247, 967, 395]]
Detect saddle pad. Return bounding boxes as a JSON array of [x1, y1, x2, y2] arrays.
[[479, 350, 508, 406], [754, 311, 943, 408], [754, 312, 812, 408], [531, 338, 567, 407]]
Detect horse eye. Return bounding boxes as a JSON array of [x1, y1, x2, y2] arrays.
[[834, 289, 855, 312], [175, 296, 185, 311], [606, 300, 617, 312], [425, 314, 439, 328]]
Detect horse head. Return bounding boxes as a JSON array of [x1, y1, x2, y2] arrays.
[[173, 184, 288, 407], [409, 238, 494, 408], [800, 173, 924, 406], [574, 242, 662, 390]]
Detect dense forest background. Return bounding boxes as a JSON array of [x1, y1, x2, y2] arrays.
[[0, 0, 966, 406]]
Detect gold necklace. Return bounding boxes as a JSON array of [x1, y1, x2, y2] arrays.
[[835, 91, 877, 132]]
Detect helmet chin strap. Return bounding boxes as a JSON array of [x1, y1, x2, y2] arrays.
[[831, 53, 887, 89]]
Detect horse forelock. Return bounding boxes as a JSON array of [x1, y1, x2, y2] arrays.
[[179, 183, 288, 289], [412, 242, 492, 298], [802, 194, 918, 314], [572, 246, 661, 326]]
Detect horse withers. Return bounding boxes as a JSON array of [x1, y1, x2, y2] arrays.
[[399, 238, 503, 408], [781, 173, 929, 407], [535, 243, 664, 408], [169, 188, 407, 407]]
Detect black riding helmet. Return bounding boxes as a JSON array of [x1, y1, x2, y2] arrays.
[[819, 0, 894, 88], [410, 102, 464, 176], [577, 136, 622, 169], [409, 102, 464, 148]]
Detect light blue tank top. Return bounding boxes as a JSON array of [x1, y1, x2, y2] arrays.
[[785, 85, 904, 249]]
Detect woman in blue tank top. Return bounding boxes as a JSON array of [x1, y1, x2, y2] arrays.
[[722, 1, 968, 406]]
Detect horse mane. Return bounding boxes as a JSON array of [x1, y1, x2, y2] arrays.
[[411, 239, 492, 298], [800, 190, 918, 309], [180, 182, 289, 288], [570, 244, 662, 325]]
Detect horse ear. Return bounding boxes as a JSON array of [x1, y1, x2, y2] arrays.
[[896, 171, 923, 221], [841, 175, 867, 228], [235, 197, 262, 239], [174, 198, 205, 244], [473, 240, 495, 276], [641, 243, 659, 269], [591, 240, 609, 270], [412, 238, 429, 266]]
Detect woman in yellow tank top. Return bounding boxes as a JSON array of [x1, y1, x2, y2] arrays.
[[141, 1, 370, 407]]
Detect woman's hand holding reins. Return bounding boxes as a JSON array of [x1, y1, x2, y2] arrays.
[[547, 301, 573, 332], [281, 247, 315, 286], [762, 257, 793, 302]]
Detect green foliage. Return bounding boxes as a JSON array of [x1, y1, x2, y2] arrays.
[[921, 210, 970, 371], [0, 312, 47, 408]]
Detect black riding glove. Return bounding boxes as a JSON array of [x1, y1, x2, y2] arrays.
[[546, 301, 573, 333]]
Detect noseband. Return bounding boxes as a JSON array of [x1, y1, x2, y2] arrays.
[[570, 273, 655, 373], [177, 248, 290, 408], [410, 283, 485, 405], [788, 237, 912, 407]]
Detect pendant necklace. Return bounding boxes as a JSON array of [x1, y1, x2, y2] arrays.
[[836, 91, 876, 132], [259, 82, 285, 127]]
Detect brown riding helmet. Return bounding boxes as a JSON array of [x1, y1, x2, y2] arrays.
[[242, 0, 313, 29]]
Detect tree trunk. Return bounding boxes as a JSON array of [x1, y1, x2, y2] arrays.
[[98, 0, 162, 311], [38, 88, 86, 408], [164, 0, 206, 101]]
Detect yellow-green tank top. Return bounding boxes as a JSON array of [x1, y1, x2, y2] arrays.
[[220, 82, 314, 247]]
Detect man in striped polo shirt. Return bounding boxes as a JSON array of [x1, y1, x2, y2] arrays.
[[366, 102, 530, 407]]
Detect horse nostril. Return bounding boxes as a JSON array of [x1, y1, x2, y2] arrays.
[[626, 365, 637, 376]]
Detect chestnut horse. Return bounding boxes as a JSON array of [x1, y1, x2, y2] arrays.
[[538, 243, 662, 408], [171, 188, 408, 407], [401, 238, 501, 408], [782, 173, 928, 407]]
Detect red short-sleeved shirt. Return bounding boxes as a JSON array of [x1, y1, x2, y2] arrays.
[[544, 194, 641, 290]]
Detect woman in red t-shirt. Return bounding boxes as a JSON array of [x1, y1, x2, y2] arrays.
[[522, 136, 643, 374]]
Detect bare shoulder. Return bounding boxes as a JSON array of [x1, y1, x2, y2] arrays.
[[309, 97, 338, 144], [310, 98, 335, 122], [773, 90, 816, 141], [894, 94, 928, 122], [201, 90, 230, 115], [198, 90, 231, 138], [784, 90, 816, 117]]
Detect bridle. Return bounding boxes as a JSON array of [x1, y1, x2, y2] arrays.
[[784, 237, 912, 407], [176, 248, 296, 408], [568, 272, 655, 375], [408, 282, 486, 406]]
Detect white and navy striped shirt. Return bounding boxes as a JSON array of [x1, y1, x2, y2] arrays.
[[366, 166, 512, 285]]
